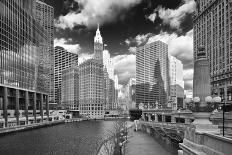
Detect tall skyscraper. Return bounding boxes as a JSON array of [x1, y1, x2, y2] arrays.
[[0, 0, 50, 127], [194, 0, 232, 102], [61, 66, 79, 110], [54, 46, 78, 106], [92, 25, 118, 110], [136, 41, 169, 108], [35, 0, 55, 104], [169, 56, 184, 109], [94, 24, 104, 61], [79, 59, 106, 118]]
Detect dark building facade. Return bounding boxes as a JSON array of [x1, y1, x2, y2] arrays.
[[54, 46, 78, 106], [0, 0, 51, 128]]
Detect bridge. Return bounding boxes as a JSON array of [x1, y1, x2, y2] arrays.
[[136, 109, 232, 155]]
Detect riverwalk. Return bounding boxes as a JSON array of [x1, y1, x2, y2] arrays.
[[125, 131, 172, 155]]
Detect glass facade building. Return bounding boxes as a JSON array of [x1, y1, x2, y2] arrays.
[[0, 0, 51, 128], [136, 41, 170, 109], [35, 0, 55, 103]]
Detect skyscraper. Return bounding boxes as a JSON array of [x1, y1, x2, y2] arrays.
[[54, 46, 78, 106], [61, 66, 79, 110], [169, 56, 184, 109], [193, 0, 232, 102], [92, 25, 118, 110], [79, 59, 106, 118], [35, 0, 55, 104], [136, 41, 169, 108], [0, 0, 50, 127], [94, 24, 104, 61]]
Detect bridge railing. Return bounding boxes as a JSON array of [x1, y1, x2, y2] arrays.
[[139, 121, 189, 132]]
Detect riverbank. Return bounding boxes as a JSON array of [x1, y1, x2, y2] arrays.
[[0, 120, 65, 136]]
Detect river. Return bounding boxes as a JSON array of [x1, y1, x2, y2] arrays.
[[0, 121, 115, 155]]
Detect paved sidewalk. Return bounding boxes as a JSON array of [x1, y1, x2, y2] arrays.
[[125, 131, 172, 155]]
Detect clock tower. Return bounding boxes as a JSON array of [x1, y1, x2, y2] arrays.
[[94, 23, 104, 61]]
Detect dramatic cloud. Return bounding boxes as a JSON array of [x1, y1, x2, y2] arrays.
[[54, 38, 81, 54], [78, 53, 94, 64], [113, 54, 136, 84], [128, 47, 136, 54], [146, 13, 156, 22], [125, 33, 152, 46], [147, 0, 196, 29], [55, 0, 142, 29], [183, 68, 193, 90]]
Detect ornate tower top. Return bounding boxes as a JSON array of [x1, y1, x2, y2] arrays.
[[94, 23, 103, 44]]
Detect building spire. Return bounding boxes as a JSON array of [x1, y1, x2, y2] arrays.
[[94, 22, 103, 44]]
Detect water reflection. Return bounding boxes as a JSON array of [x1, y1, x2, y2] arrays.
[[0, 121, 115, 155]]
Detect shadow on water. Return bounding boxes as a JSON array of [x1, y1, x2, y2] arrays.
[[0, 121, 115, 155]]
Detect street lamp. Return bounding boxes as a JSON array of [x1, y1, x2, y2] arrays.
[[211, 96, 225, 136], [185, 96, 221, 125]]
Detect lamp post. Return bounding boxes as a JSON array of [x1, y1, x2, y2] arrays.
[[213, 96, 225, 136], [185, 96, 221, 125]]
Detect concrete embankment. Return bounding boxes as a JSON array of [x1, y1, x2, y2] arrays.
[[0, 120, 65, 136]]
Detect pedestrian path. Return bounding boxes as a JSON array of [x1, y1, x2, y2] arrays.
[[125, 131, 172, 155]]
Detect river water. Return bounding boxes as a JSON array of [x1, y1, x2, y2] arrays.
[[0, 121, 115, 155]]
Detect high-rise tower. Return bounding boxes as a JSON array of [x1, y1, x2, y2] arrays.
[[35, 0, 55, 104], [136, 41, 169, 108], [94, 24, 104, 61]]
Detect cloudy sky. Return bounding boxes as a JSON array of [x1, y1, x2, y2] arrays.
[[45, 0, 195, 90]]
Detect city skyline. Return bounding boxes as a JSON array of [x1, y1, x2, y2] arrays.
[[43, 0, 195, 90]]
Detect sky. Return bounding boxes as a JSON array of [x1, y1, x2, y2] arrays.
[[44, 0, 196, 90]]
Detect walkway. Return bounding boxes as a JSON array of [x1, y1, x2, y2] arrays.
[[125, 131, 172, 155]]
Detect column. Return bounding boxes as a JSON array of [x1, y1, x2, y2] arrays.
[[148, 114, 151, 122], [25, 91, 29, 124], [33, 92, 36, 123], [162, 115, 165, 122], [171, 115, 176, 123], [40, 94, 43, 122], [15, 89, 20, 125], [3, 87, 8, 127], [155, 114, 158, 122], [46, 95, 49, 120]]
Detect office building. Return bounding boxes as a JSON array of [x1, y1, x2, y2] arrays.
[[193, 0, 232, 102], [61, 66, 79, 110], [79, 59, 106, 118], [127, 78, 136, 109], [169, 56, 184, 110], [35, 0, 55, 104], [0, 0, 50, 128], [136, 41, 169, 108], [54, 46, 78, 106]]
